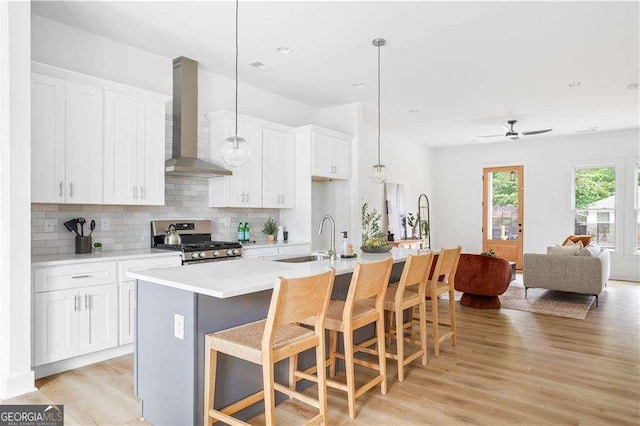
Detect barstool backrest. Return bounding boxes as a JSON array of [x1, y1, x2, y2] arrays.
[[432, 246, 462, 284], [398, 252, 434, 298], [263, 269, 336, 347], [344, 258, 393, 319]]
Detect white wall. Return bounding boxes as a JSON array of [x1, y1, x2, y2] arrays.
[[435, 128, 640, 280], [0, 0, 36, 399], [31, 15, 321, 128]]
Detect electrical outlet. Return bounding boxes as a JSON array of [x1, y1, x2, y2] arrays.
[[101, 218, 110, 231], [174, 314, 184, 340], [44, 219, 55, 233]]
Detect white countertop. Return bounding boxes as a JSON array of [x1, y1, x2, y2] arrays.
[[127, 247, 419, 298], [32, 249, 181, 267]]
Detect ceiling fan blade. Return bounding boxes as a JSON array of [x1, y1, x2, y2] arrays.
[[521, 129, 553, 135], [475, 134, 503, 138]]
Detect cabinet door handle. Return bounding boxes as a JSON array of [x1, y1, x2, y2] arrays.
[[73, 295, 79, 312], [140, 186, 144, 200], [59, 182, 64, 198], [71, 275, 91, 279], [246, 193, 249, 203], [281, 195, 284, 204], [84, 294, 90, 310], [133, 186, 137, 199], [69, 182, 74, 197]]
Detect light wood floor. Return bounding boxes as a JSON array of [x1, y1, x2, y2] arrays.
[[4, 279, 639, 425]]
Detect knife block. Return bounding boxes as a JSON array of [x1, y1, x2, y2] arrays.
[[76, 236, 92, 254]]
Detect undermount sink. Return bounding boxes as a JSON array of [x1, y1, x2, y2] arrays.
[[274, 254, 330, 263]]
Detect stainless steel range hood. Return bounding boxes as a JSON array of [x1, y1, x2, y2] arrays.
[[165, 57, 232, 177]]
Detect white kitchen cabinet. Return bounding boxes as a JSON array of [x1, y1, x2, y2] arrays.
[[104, 91, 165, 205], [311, 131, 351, 180], [31, 63, 169, 206], [34, 283, 118, 366], [31, 75, 104, 204], [262, 128, 295, 208], [209, 118, 263, 208]]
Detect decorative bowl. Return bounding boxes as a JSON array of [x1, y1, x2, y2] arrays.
[[360, 245, 392, 253]]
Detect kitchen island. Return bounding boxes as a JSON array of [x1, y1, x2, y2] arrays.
[[127, 248, 418, 425]]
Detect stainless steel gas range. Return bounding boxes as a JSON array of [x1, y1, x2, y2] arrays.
[[151, 219, 242, 264]]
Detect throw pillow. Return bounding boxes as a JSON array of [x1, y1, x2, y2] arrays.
[[562, 235, 592, 247], [563, 240, 584, 250], [547, 245, 581, 256], [578, 242, 603, 257]]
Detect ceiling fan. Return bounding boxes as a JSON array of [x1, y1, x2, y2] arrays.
[[476, 120, 553, 141]]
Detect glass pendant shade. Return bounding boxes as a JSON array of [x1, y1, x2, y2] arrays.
[[222, 135, 250, 167], [370, 163, 388, 184]]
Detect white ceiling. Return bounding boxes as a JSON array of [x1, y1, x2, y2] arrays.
[[32, 1, 640, 147]]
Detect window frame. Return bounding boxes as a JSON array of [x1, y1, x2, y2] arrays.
[[570, 160, 624, 253], [634, 162, 640, 255]]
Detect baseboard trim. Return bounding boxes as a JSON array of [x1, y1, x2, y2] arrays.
[[33, 344, 134, 379], [0, 370, 37, 401]]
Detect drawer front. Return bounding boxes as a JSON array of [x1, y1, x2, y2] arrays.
[[278, 245, 311, 255], [118, 254, 181, 282], [34, 262, 117, 293], [242, 247, 279, 258]]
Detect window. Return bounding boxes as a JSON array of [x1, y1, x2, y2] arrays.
[[635, 163, 640, 253], [573, 166, 617, 250]]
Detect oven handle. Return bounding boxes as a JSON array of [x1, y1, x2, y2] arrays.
[[183, 256, 243, 265]]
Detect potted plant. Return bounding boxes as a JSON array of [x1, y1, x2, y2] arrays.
[[407, 213, 418, 238], [262, 217, 278, 243], [92, 242, 103, 254], [361, 203, 391, 253]]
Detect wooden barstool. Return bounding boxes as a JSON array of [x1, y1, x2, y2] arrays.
[[425, 246, 462, 357], [375, 252, 434, 381], [203, 269, 335, 426], [296, 258, 393, 419]]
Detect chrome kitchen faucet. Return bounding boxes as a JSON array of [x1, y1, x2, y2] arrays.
[[318, 215, 337, 261]]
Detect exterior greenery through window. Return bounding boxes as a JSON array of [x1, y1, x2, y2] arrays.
[[573, 166, 616, 249], [489, 171, 518, 240], [636, 163, 640, 252]]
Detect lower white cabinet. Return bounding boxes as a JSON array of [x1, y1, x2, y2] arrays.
[[35, 283, 118, 366], [119, 281, 136, 345]]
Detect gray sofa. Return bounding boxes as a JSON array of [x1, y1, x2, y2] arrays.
[[523, 248, 610, 307]]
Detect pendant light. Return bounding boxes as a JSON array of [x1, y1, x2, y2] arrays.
[[221, 0, 250, 167], [370, 37, 388, 184]]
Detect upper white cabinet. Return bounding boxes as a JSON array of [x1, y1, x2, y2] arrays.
[[308, 127, 351, 180], [31, 74, 104, 203], [207, 111, 295, 209], [104, 91, 166, 205], [31, 62, 169, 205], [262, 128, 295, 208]]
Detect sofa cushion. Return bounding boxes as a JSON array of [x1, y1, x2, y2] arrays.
[[548, 245, 581, 256], [562, 235, 592, 246]]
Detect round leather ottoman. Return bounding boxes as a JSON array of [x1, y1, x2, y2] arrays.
[[454, 254, 513, 309]]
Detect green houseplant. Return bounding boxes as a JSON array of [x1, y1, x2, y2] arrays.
[[262, 217, 278, 243], [361, 203, 391, 253]]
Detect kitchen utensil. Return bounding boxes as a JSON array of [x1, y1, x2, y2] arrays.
[[89, 219, 96, 236], [64, 219, 80, 236], [78, 217, 86, 236], [164, 224, 182, 245]]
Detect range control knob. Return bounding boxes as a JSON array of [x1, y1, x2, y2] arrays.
[[200, 252, 207, 258], [232, 249, 240, 255], [212, 251, 220, 257], [226, 250, 234, 256], [191, 252, 199, 259]]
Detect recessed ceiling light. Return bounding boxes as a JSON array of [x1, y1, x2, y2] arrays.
[[276, 46, 292, 55], [409, 109, 419, 113], [627, 83, 639, 91], [248, 61, 273, 71], [568, 81, 583, 87], [352, 82, 366, 88]]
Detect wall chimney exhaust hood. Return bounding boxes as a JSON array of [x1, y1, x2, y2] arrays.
[[165, 57, 232, 177]]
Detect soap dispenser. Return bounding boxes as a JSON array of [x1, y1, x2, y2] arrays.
[[341, 231, 349, 256]]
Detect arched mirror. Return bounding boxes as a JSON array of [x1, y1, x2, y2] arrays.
[[384, 183, 407, 241]]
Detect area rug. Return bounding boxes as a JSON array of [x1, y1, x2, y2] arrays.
[[498, 280, 595, 320]]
